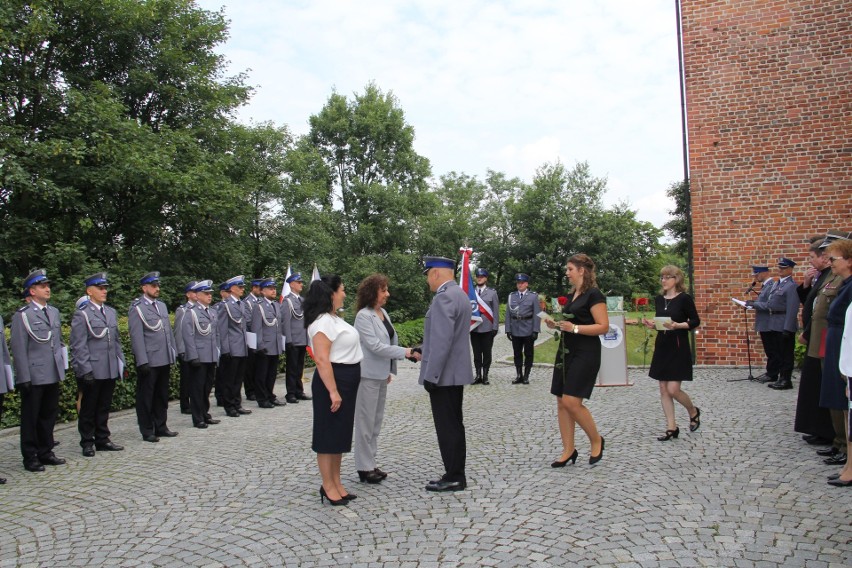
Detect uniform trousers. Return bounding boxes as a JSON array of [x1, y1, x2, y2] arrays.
[[511, 335, 535, 375], [20, 382, 60, 462], [428, 385, 466, 483], [759, 331, 781, 378], [178, 357, 191, 412], [78, 378, 117, 448], [188, 362, 215, 426], [136, 364, 171, 437], [285, 344, 307, 396], [777, 331, 796, 379], [244, 350, 257, 399], [470, 331, 495, 375], [354, 378, 388, 471], [217, 355, 246, 412], [254, 354, 279, 404]]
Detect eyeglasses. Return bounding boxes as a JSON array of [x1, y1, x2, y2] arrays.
[[660, 275, 675, 280], [829, 256, 845, 263]]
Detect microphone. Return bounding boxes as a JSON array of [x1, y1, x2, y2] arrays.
[[745, 281, 757, 294]]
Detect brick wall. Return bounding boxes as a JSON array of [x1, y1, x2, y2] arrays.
[[681, 0, 852, 364]]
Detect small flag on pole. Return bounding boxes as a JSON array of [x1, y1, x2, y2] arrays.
[[459, 247, 483, 331], [279, 264, 292, 303]]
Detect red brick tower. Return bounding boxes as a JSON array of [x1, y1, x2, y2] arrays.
[[680, 0, 852, 364]]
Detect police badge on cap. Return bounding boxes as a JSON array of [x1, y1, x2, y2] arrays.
[[422, 256, 455, 274], [140, 271, 160, 285], [776, 257, 796, 268], [23, 269, 49, 292], [84, 272, 109, 287], [514, 273, 530, 282]]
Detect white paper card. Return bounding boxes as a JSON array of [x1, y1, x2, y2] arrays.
[[4, 364, 13, 390], [731, 297, 751, 309], [245, 332, 257, 349], [62, 346, 69, 370], [117, 357, 125, 380], [279, 335, 286, 351], [654, 317, 672, 331]]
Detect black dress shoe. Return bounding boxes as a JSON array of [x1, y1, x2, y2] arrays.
[[824, 453, 847, 465], [24, 461, 45, 472], [358, 470, 383, 483], [237, 407, 252, 414], [511, 378, 524, 384], [82, 447, 96, 457], [96, 441, 124, 452], [39, 454, 66, 466], [426, 480, 466, 492], [156, 429, 178, 437], [180, 409, 192, 415], [0, 477, 5, 484], [296, 393, 312, 401], [756, 375, 777, 384], [52, 441, 60, 448], [373, 467, 388, 479], [246, 394, 257, 401], [804, 436, 833, 446], [768, 380, 793, 390], [258, 401, 275, 408], [143, 435, 160, 443], [226, 409, 240, 418], [205, 418, 221, 425], [194, 422, 208, 429], [817, 447, 839, 457], [285, 394, 299, 404], [271, 399, 287, 406]]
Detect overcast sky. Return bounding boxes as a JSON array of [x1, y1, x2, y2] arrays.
[[196, 0, 686, 229]]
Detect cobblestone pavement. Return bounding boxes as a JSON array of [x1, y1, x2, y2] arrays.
[[1, 333, 851, 567]]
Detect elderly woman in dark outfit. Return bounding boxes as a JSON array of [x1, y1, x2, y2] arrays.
[[543, 254, 608, 467], [352, 274, 419, 484], [642, 265, 701, 441]]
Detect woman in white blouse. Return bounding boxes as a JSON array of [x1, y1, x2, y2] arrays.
[[353, 274, 419, 484], [304, 275, 364, 506]]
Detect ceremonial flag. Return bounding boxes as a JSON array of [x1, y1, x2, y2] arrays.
[[279, 264, 292, 303], [311, 264, 321, 282], [459, 247, 483, 331]]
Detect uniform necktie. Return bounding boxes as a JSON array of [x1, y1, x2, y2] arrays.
[[152, 302, 160, 316]]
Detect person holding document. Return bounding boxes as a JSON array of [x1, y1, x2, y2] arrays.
[[642, 265, 701, 441]]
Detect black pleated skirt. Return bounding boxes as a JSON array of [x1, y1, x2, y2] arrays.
[[311, 363, 361, 454]]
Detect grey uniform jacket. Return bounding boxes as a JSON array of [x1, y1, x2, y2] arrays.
[[354, 307, 406, 380], [70, 302, 126, 381], [751, 279, 776, 333], [11, 303, 65, 385], [419, 281, 474, 387], [128, 297, 177, 368], [765, 277, 799, 333], [217, 296, 248, 357], [173, 302, 194, 357], [471, 286, 500, 334], [182, 304, 220, 364], [504, 291, 541, 336], [251, 299, 284, 356], [281, 293, 307, 346], [0, 315, 13, 394]]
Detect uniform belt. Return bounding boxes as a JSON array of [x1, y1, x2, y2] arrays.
[[768, 310, 785, 315], [514, 316, 532, 320]]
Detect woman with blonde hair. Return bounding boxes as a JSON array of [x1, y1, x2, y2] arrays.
[[642, 265, 701, 441]]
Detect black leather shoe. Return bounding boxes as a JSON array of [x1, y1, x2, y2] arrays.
[[756, 375, 777, 384], [824, 453, 847, 465], [226, 409, 240, 418], [0, 477, 5, 484], [817, 447, 839, 457], [237, 407, 252, 414], [156, 429, 178, 437], [373, 467, 388, 479], [296, 393, 312, 401], [24, 461, 45, 472], [511, 377, 524, 384], [205, 418, 221, 425], [194, 422, 208, 429], [804, 436, 832, 446], [271, 399, 286, 406], [142, 434, 160, 443], [425, 480, 466, 492], [482, 378, 490, 385], [39, 454, 66, 466], [258, 401, 274, 408], [180, 409, 192, 415], [768, 380, 793, 390], [358, 470, 383, 483], [52, 440, 60, 447], [246, 394, 256, 401], [82, 447, 96, 457], [96, 442, 124, 451], [285, 394, 299, 404]]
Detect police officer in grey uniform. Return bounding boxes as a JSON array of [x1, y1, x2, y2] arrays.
[[182, 280, 221, 428], [217, 275, 252, 417], [420, 256, 474, 492], [470, 268, 500, 385], [281, 272, 311, 403], [746, 265, 778, 382], [173, 281, 197, 415], [70, 273, 126, 456], [251, 277, 286, 408], [505, 273, 541, 384], [11, 269, 67, 472], [0, 312, 14, 483], [766, 257, 800, 390], [128, 271, 178, 442], [242, 278, 263, 401]]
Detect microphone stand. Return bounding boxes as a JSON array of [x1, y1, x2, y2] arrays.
[[728, 284, 757, 382]]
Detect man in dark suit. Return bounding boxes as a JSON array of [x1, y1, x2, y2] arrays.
[[70, 273, 126, 457], [420, 256, 474, 492], [11, 269, 67, 472], [128, 271, 178, 442]]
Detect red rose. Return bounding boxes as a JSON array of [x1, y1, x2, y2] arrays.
[[636, 297, 649, 306], [557, 296, 568, 306]]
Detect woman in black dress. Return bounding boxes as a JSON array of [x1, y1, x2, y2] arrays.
[[642, 265, 701, 441], [543, 254, 609, 466]]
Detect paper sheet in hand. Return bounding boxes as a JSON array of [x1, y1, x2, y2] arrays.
[[731, 297, 751, 309], [245, 332, 257, 350], [653, 317, 672, 331], [537, 312, 555, 322]]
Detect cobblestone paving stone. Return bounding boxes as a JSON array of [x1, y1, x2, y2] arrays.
[[1, 333, 851, 566]]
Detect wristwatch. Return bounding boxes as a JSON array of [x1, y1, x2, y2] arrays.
[[573, 325, 580, 334]]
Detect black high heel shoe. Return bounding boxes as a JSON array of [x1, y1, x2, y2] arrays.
[[658, 427, 680, 441], [341, 492, 357, 501], [689, 408, 701, 432], [319, 486, 347, 506], [589, 437, 605, 465], [358, 470, 383, 483], [551, 449, 578, 468]]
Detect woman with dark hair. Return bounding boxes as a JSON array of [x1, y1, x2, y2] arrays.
[[543, 253, 608, 467], [352, 274, 419, 484], [642, 265, 701, 441], [304, 275, 363, 505]]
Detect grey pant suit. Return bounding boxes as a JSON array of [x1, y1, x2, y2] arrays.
[[353, 307, 407, 471]]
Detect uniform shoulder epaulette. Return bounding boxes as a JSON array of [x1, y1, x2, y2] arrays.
[[130, 298, 142, 307], [17, 305, 29, 313], [77, 303, 89, 311]]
